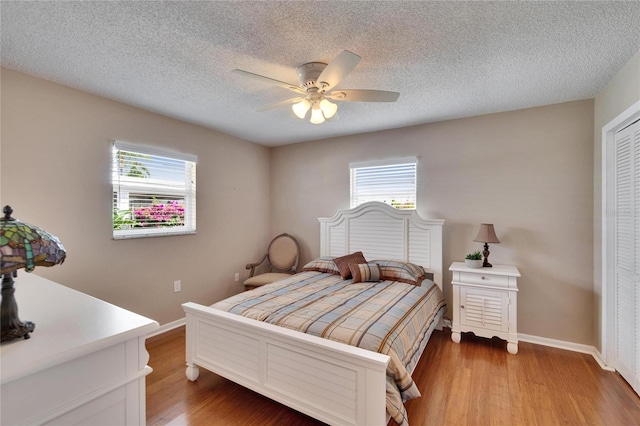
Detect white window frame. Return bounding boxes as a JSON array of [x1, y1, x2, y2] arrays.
[[349, 156, 417, 209], [112, 141, 197, 239]]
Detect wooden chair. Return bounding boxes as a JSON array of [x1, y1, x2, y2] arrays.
[[244, 233, 300, 291]]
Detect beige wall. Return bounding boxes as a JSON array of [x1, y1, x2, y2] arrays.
[[0, 68, 271, 325], [2, 63, 618, 345], [593, 49, 640, 352], [272, 100, 595, 344]]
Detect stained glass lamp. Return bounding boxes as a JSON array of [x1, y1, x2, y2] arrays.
[[1, 205, 66, 342]]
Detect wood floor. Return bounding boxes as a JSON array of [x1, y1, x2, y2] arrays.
[[146, 326, 640, 425]]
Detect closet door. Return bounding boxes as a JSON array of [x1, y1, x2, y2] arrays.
[[614, 120, 640, 395]]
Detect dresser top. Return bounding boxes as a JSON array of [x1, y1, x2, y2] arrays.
[[449, 261, 521, 277], [1, 272, 158, 385]]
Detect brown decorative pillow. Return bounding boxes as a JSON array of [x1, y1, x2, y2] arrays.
[[333, 251, 367, 279], [349, 262, 382, 283]]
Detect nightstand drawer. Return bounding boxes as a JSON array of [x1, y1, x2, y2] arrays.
[[459, 271, 510, 288]]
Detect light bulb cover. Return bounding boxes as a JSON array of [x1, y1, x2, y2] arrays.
[[310, 106, 325, 124], [292, 99, 311, 119], [319, 99, 338, 119]]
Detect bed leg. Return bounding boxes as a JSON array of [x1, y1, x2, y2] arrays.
[[186, 363, 200, 381]]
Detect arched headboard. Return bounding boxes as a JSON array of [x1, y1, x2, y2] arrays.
[[318, 202, 445, 290]]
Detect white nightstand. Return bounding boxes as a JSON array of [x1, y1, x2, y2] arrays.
[[449, 261, 521, 354]]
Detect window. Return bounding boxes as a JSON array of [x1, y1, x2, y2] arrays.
[[112, 141, 196, 239], [350, 157, 417, 209]]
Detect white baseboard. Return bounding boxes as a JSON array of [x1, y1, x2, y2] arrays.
[[590, 348, 613, 371], [518, 333, 614, 371], [147, 317, 186, 339]]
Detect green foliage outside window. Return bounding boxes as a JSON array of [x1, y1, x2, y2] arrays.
[[113, 209, 135, 230], [390, 199, 416, 209], [117, 150, 150, 178]]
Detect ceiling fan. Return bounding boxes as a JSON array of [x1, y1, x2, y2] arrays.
[[233, 50, 400, 124]]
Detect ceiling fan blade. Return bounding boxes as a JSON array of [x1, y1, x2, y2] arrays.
[[327, 89, 400, 102], [315, 50, 361, 91], [232, 69, 305, 94], [256, 97, 305, 112]]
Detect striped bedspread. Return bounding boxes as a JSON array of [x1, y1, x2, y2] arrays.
[[211, 270, 446, 425]]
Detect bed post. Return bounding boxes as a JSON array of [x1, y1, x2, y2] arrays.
[[184, 310, 200, 381]]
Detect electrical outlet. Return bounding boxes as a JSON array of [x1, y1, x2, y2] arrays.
[[173, 280, 181, 292], [234, 272, 240, 282]]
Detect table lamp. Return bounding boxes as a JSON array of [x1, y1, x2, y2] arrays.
[[1, 205, 66, 342], [473, 223, 500, 267]]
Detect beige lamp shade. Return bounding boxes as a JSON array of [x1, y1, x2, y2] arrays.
[[473, 224, 500, 244]]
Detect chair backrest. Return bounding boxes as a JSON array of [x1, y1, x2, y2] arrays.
[[268, 233, 300, 272]]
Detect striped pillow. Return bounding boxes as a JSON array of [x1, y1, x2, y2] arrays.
[[301, 256, 340, 275], [372, 260, 427, 286], [349, 262, 382, 283]]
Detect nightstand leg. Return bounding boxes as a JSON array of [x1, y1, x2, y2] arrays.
[[186, 363, 200, 381], [507, 341, 518, 354], [451, 331, 461, 343]]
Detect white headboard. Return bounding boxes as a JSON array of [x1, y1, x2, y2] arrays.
[[318, 202, 445, 290]]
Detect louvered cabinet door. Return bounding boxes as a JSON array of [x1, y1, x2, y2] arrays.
[[460, 287, 510, 333], [614, 120, 640, 395]]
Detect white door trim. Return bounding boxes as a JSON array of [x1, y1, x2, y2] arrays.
[[601, 99, 640, 367]]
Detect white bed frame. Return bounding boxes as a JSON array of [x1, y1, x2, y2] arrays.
[[182, 202, 444, 426]]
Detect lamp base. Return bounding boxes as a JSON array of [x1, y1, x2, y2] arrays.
[[1, 272, 35, 342], [1, 320, 35, 342], [482, 243, 493, 268]]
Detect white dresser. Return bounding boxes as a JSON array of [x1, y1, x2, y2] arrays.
[[449, 262, 521, 354], [1, 273, 158, 425]]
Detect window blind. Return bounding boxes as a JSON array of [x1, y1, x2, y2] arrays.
[[112, 141, 197, 239], [350, 157, 417, 209]]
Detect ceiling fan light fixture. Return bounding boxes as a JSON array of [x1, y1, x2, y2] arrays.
[[319, 99, 338, 119], [234, 50, 399, 124], [292, 99, 311, 119], [310, 105, 325, 124]]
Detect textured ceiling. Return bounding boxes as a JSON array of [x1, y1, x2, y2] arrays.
[[2, 1, 640, 146]]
